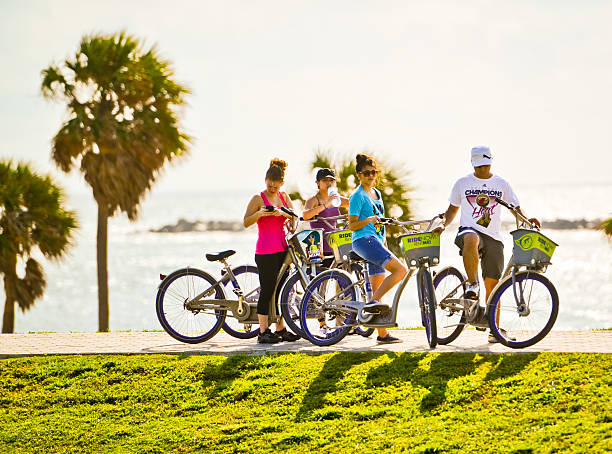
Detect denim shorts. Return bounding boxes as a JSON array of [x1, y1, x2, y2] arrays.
[[352, 236, 393, 276]]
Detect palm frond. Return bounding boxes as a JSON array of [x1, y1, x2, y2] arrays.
[[601, 218, 612, 237]]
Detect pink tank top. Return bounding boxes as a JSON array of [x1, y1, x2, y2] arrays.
[[256, 191, 289, 254]]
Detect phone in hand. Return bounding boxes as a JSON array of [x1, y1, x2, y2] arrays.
[[264, 205, 275, 212]]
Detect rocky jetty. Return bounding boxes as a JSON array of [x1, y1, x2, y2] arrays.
[[152, 218, 604, 233], [151, 218, 243, 233], [541, 219, 603, 230]]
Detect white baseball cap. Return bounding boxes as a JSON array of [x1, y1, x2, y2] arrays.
[[471, 146, 492, 167]]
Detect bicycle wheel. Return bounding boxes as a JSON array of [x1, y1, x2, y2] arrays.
[[487, 271, 559, 348], [418, 269, 438, 348], [433, 266, 466, 345], [221, 265, 260, 339], [279, 271, 308, 338], [299, 269, 358, 347], [156, 267, 226, 344]]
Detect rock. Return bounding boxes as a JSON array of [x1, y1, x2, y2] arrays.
[[151, 219, 244, 233]]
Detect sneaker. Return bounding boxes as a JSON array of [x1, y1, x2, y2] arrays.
[[465, 282, 479, 300], [275, 328, 300, 342], [257, 329, 281, 344], [488, 328, 517, 343], [376, 334, 403, 345], [362, 300, 389, 313]]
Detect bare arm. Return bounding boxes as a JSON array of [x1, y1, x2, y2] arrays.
[[348, 214, 379, 231], [433, 204, 459, 234], [339, 196, 349, 208], [303, 196, 332, 220], [515, 206, 541, 229], [243, 195, 267, 228]]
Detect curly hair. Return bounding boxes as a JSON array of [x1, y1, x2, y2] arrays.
[[355, 153, 377, 173], [265, 158, 287, 182]]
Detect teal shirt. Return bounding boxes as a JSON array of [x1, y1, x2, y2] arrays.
[[349, 186, 385, 242]]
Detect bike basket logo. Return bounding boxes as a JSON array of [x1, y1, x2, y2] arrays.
[[515, 234, 533, 251]]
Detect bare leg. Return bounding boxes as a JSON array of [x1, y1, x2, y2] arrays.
[[369, 257, 407, 338], [484, 278, 498, 302], [275, 316, 285, 332], [484, 277, 500, 325], [258, 314, 268, 333], [461, 233, 480, 284], [368, 274, 387, 338], [370, 257, 407, 302]]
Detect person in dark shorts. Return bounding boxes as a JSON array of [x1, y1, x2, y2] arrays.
[[434, 146, 540, 342]]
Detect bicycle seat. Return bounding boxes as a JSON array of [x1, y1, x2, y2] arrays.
[[349, 251, 365, 262], [205, 250, 236, 262]]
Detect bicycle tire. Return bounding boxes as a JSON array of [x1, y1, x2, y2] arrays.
[[433, 266, 467, 345], [418, 269, 438, 349], [299, 269, 358, 347], [221, 265, 260, 339], [279, 270, 308, 338], [156, 267, 226, 344], [279, 266, 325, 338], [487, 271, 558, 348]]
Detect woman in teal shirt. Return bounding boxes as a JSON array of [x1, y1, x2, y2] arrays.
[[348, 154, 407, 344]]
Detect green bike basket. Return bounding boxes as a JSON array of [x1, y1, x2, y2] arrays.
[[399, 232, 440, 263], [326, 229, 353, 263], [511, 229, 558, 266]]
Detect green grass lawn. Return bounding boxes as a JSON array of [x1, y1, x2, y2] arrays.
[[1, 352, 610, 453]]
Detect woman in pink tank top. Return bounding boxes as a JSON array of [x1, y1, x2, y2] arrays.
[[243, 159, 300, 344]]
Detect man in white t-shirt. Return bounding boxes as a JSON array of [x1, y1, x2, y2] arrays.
[[434, 146, 540, 341]]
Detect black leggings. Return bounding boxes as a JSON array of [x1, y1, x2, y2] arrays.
[[255, 251, 289, 316]]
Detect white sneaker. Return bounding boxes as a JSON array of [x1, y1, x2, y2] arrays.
[[465, 282, 479, 301], [362, 300, 389, 313]]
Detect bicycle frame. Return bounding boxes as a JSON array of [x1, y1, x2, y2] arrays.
[[182, 217, 317, 324], [436, 199, 550, 329], [308, 215, 444, 329]]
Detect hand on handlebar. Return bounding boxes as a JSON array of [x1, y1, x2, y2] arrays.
[[529, 218, 542, 229]]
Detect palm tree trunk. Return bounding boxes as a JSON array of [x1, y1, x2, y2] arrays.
[[2, 257, 17, 333], [97, 203, 109, 332]]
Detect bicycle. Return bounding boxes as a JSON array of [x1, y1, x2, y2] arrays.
[[156, 206, 318, 343], [297, 214, 445, 348], [433, 197, 559, 348], [279, 214, 375, 338]]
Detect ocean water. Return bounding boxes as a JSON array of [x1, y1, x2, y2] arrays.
[[4, 181, 612, 333]]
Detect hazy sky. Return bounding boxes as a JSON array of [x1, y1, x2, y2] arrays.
[[1, 0, 611, 199]]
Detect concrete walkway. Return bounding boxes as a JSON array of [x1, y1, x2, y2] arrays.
[[1, 330, 610, 358]]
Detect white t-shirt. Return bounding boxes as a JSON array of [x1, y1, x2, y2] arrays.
[[449, 173, 520, 242]]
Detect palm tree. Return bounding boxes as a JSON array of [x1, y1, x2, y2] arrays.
[[601, 218, 612, 238], [41, 32, 191, 331], [297, 148, 414, 257], [0, 161, 77, 333]]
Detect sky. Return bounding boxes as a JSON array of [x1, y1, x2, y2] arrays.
[[1, 0, 611, 203]]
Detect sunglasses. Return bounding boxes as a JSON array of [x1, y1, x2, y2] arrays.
[[359, 170, 378, 177]]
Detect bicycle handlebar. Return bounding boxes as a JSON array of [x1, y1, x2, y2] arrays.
[[493, 197, 536, 229], [376, 214, 445, 232], [280, 206, 298, 218]]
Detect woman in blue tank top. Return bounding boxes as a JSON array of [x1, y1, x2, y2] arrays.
[[348, 154, 407, 344]]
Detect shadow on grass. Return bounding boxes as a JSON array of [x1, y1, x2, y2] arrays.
[[195, 354, 261, 399], [365, 352, 540, 412], [295, 352, 381, 421]]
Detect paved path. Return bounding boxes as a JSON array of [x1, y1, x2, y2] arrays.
[[1, 330, 610, 358]]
